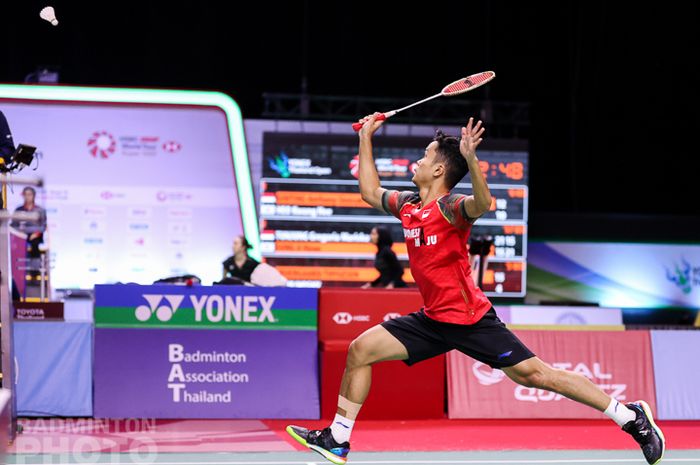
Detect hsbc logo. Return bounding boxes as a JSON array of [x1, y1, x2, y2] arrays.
[[332, 312, 371, 325], [383, 312, 402, 322], [162, 141, 182, 153], [333, 312, 352, 324]]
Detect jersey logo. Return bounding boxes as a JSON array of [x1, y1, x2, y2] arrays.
[[421, 209, 432, 219]]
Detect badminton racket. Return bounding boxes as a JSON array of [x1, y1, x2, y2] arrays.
[[352, 70, 496, 132]]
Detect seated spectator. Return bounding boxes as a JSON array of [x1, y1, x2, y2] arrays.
[[222, 235, 260, 283], [217, 236, 287, 287]]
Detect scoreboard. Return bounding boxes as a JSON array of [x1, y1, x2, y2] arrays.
[[257, 130, 528, 297]]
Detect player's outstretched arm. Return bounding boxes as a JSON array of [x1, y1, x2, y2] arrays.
[[357, 113, 387, 211], [460, 117, 492, 218]]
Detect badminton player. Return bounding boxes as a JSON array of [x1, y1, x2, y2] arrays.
[[287, 114, 665, 465]]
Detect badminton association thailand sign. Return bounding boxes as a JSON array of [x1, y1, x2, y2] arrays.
[[93, 284, 319, 418]]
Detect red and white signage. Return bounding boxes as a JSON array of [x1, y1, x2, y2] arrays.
[[318, 288, 443, 420], [447, 330, 656, 419], [318, 288, 424, 341]]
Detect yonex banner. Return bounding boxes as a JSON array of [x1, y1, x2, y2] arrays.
[[447, 330, 656, 419], [651, 330, 700, 420], [94, 284, 317, 330], [94, 284, 318, 418]]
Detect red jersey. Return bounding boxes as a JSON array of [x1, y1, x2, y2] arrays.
[[382, 190, 492, 325]]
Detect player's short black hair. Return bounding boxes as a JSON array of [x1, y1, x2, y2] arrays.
[[238, 235, 252, 250], [433, 130, 468, 190], [22, 186, 36, 195], [373, 226, 394, 249]]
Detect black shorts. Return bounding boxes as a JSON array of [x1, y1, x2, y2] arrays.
[[380, 308, 535, 368]]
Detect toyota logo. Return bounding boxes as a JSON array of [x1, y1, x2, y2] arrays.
[[333, 312, 353, 324]]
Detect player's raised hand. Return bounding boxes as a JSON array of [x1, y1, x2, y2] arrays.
[[460, 117, 485, 160], [358, 112, 385, 139]]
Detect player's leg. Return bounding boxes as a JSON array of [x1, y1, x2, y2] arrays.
[[286, 324, 409, 464], [330, 324, 411, 446], [502, 354, 664, 464], [502, 356, 610, 410], [338, 324, 409, 407], [287, 311, 450, 464], [446, 308, 664, 465]]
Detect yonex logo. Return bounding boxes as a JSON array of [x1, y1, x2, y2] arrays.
[[472, 361, 506, 386], [135, 294, 185, 322], [135, 294, 276, 324], [383, 312, 402, 322], [333, 312, 353, 325]]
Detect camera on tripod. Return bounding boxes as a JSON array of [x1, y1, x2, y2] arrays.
[[1, 144, 37, 173]]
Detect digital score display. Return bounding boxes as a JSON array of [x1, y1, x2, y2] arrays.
[[258, 132, 528, 297]]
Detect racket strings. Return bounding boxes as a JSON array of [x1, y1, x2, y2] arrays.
[[443, 71, 495, 95]]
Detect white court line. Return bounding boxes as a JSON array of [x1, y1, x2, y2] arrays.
[[13, 459, 700, 465]]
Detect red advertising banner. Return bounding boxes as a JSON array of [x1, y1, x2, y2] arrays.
[[448, 330, 656, 419], [320, 343, 445, 420], [318, 288, 443, 420], [319, 288, 424, 342]]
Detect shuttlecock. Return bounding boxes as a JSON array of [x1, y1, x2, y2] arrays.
[[39, 6, 59, 26]]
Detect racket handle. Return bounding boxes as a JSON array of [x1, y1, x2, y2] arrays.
[[352, 113, 387, 132]]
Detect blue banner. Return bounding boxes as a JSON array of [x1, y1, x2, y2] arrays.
[[651, 330, 700, 420], [15, 322, 93, 416]]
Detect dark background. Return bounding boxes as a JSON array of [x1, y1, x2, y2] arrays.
[[2, 1, 699, 237]]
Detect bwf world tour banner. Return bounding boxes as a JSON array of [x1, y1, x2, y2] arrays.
[[94, 284, 319, 418], [528, 241, 700, 309], [0, 85, 259, 289], [447, 330, 656, 419]]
